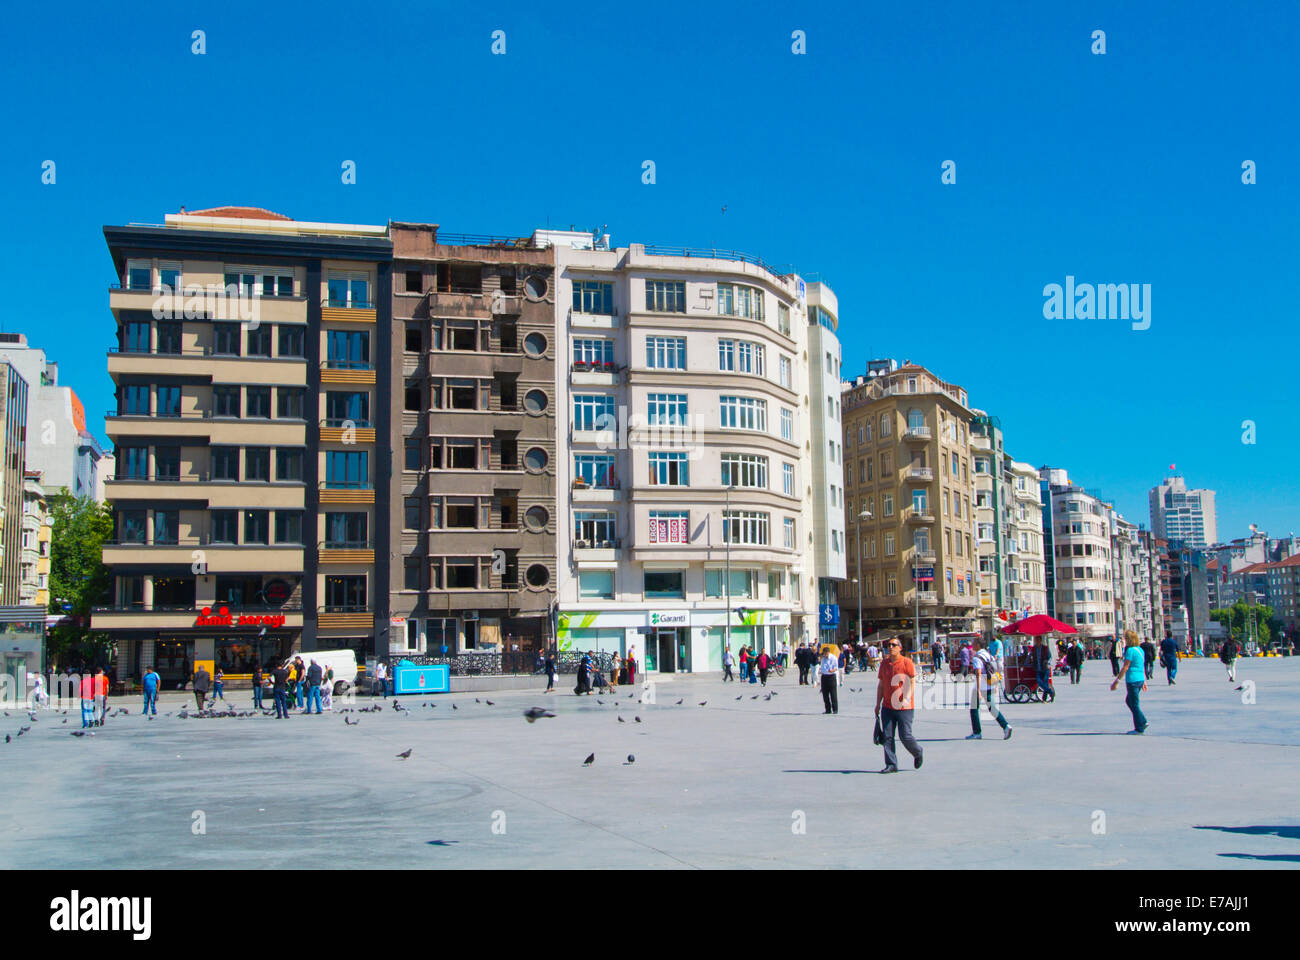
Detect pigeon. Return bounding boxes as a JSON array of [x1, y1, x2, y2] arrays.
[[635, 716, 642, 723], [523, 708, 555, 723], [396, 749, 412, 759], [698, 701, 707, 706], [475, 698, 481, 704], [178, 709, 188, 718], [735, 695, 742, 701], [764, 693, 772, 701], [626, 754, 635, 764], [583, 753, 595, 766], [617, 715, 625, 723], [344, 716, 360, 726], [452, 704, 458, 711], [596, 699, 604, 705], [70, 730, 89, 737], [627, 693, 635, 699], [751, 695, 759, 700], [675, 699, 683, 705], [485, 700, 495, 706], [62, 719, 68, 724]]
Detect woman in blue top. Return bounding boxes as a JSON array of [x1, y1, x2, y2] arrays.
[[1110, 630, 1148, 734]]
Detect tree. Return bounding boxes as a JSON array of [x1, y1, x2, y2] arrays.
[[46, 492, 114, 669], [1210, 599, 1275, 648]]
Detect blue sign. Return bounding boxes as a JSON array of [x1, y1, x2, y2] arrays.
[[393, 661, 450, 695], [913, 566, 935, 582], [819, 604, 840, 627]]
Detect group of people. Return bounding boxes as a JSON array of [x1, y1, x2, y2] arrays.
[[727, 645, 775, 685], [181, 657, 335, 717], [569, 648, 637, 695]]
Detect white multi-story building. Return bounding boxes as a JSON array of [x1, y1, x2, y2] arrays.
[[550, 240, 840, 673], [1149, 475, 1217, 549], [805, 283, 847, 646], [1040, 467, 1115, 643], [1004, 459, 1047, 619]]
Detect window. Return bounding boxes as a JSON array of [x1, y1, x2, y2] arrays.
[[780, 407, 793, 441], [404, 270, 424, 294], [911, 489, 928, 513], [213, 323, 241, 356], [648, 451, 689, 486], [777, 303, 790, 337], [327, 271, 371, 308], [648, 511, 689, 544], [118, 447, 148, 479], [723, 511, 769, 545], [573, 454, 616, 487], [643, 571, 684, 599], [720, 453, 767, 489], [880, 414, 891, 437], [326, 513, 368, 547], [277, 387, 305, 419], [782, 462, 795, 496], [717, 283, 763, 320], [646, 336, 686, 370], [247, 325, 272, 357], [122, 320, 150, 353], [573, 394, 616, 431], [403, 497, 421, 531], [445, 498, 478, 528], [243, 510, 269, 544], [276, 449, 303, 482], [278, 326, 305, 358], [445, 559, 478, 590], [646, 393, 687, 426], [210, 386, 238, 418], [153, 510, 178, 545], [325, 574, 368, 610], [156, 386, 180, 417], [883, 493, 895, 517], [404, 438, 422, 471], [884, 532, 896, 556], [244, 447, 270, 482], [572, 338, 614, 366], [210, 510, 238, 544], [573, 280, 614, 315], [706, 569, 755, 598], [325, 450, 369, 488], [157, 322, 181, 355], [779, 355, 792, 388], [446, 440, 477, 469], [326, 330, 370, 369], [645, 279, 687, 313], [783, 516, 795, 548], [246, 387, 271, 418], [574, 511, 617, 545], [579, 570, 615, 600], [719, 339, 765, 375], [327, 391, 370, 425], [153, 447, 180, 480], [126, 260, 151, 291], [720, 396, 766, 431], [211, 446, 238, 481]]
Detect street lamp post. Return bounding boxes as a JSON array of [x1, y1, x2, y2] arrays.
[[856, 509, 872, 646], [724, 484, 735, 665]]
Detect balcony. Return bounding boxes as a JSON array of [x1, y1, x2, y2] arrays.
[[318, 540, 376, 564], [905, 466, 934, 482], [317, 606, 373, 630], [903, 426, 932, 441], [574, 538, 621, 564], [570, 360, 623, 386], [319, 481, 375, 505], [572, 478, 622, 503], [320, 359, 377, 385], [904, 507, 935, 524], [568, 305, 620, 329], [321, 298, 377, 324], [320, 419, 376, 444], [913, 590, 939, 605], [911, 549, 936, 564]]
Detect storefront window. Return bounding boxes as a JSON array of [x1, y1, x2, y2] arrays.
[[215, 637, 282, 674]]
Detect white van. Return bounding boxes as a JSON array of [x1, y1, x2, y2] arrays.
[[272, 649, 358, 696]]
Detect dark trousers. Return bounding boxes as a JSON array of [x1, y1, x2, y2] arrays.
[[253, 685, 264, 709], [880, 707, 922, 768], [723, 663, 734, 681], [1110, 655, 1119, 676], [798, 664, 809, 684], [1037, 668, 1053, 700], [1125, 681, 1148, 732], [273, 690, 288, 718], [1069, 666, 1081, 684], [1145, 659, 1155, 680], [970, 687, 1008, 734], [820, 675, 838, 714], [1165, 663, 1177, 684], [194, 691, 206, 711], [759, 667, 769, 686]]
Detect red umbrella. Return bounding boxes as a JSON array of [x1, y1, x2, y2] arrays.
[[1000, 614, 1077, 636]]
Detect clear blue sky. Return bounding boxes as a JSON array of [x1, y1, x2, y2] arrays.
[[1, 0, 1294, 541]]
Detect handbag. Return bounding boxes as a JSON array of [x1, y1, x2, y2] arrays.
[[872, 718, 884, 745]]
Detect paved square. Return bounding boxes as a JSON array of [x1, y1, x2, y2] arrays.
[[1, 658, 1295, 869]]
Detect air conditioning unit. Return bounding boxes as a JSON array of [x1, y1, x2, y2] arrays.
[[575, 540, 591, 548]]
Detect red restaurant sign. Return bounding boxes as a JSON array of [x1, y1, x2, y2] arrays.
[[195, 605, 287, 629]]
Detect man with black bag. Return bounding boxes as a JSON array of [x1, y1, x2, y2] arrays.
[[874, 639, 922, 774]]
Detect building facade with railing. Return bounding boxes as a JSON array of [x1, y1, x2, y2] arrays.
[[95, 207, 392, 686], [841, 361, 979, 649], [551, 240, 826, 673], [1039, 467, 1115, 644], [386, 223, 557, 658]]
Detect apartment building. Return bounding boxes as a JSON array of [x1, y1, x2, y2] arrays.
[[0, 362, 29, 604], [0, 334, 107, 499], [95, 207, 392, 686], [1039, 467, 1115, 644], [806, 283, 847, 646], [1256, 555, 1300, 640], [1111, 513, 1144, 641], [842, 361, 979, 648], [551, 241, 832, 673], [387, 223, 557, 656], [1149, 475, 1217, 548], [20, 472, 50, 607], [1005, 460, 1048, 619]]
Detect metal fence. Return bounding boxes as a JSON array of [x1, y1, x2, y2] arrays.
[[397, 651, 615, 677]]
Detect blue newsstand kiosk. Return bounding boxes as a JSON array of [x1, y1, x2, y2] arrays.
[[392, 660, 451, 695]]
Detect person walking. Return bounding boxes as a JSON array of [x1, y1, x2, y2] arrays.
[[967, 637, 1012, 740], [794, 643, 808, 685], [93, 667, 110, 726], [1140, 638, 1157, 681], [543, 650, 556, 693], [272, 660, 290, 719], [142, 665, 160, 716], [959, 640, 973, 678], [930, 639, 944, 676], [1220, 636, 1240, 682], [192, 664, 211, 712], [780, 641, 789, 668], [1111, 630, 1148, 734], [1066, 639, 1084, 685], [292, 657, 307, 708], [738, 646, 750, 682], [575, 653, 592, 696], [757, 649, 770, 686], [79, 669, 96, 728], [1034, 638, 1055, 703], [304, 659, 323, 714], [251, 660, 264, 710], [1160, 630, 1179, 685], [321, 664, 335, 711], [212, 666, 225, 701], [1108, 637, 1121, 677], [874, 638, 923, 773], [373, 660, 388, 697], [626, 646, 637, 686], [817, 645, 840, 715], [722, 645, 735, 682], [609, 652, 622, 688]]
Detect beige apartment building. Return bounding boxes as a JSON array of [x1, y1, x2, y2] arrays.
[[1039, 467, 1115, 644], [95, 207, 392, 686], [842, 360, 978, 648]]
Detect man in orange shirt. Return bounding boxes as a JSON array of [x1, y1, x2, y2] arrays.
[[79, 670, 96, 728], [93, 668, 109, 726], [873, 639, 923, 774]]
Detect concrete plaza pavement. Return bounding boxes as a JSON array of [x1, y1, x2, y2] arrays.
[[0, 657, 1296, 869]]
